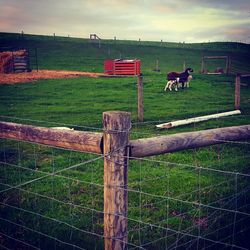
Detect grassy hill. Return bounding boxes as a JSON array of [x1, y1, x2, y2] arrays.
[[0, 32, 250, 250], [1, 32, 250, 73]]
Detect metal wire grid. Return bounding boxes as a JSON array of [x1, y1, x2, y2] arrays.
[[0, 133, 249, 249]]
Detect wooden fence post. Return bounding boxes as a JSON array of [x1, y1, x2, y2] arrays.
[[226, 56, 229, 74], [235, 74, 241, 110], [103, 111, 131, 250], [201, 56, 205, 73], [138, 75, 144, 122], [155, 59, 159, 71]]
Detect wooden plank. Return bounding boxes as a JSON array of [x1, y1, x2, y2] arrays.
[[14, 63, 27, 67], [0, 121, 103, 154], [241, 74, 250, 77], [14, 67, 27, 71], [103, 111, 130, 250], [156, 110, 241, 129], [206, 72, 223, 75], [203, 56, 228, 59], [13, 60, 27, 63], [130, 124, 250, 158], [14, 70, 27, 73]]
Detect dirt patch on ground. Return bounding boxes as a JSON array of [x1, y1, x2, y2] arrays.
[[0, 70, 107, 84]]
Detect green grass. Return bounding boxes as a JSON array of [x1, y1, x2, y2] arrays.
[[0, 32, 250, 249], [1, 32, 250, 73]]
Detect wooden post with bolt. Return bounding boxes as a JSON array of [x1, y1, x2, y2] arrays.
[[103, 111, 130, 250], [137, 75, 144, 122]]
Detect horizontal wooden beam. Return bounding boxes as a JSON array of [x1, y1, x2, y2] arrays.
[[241, 74, 250, 77], [203, 56, 229, 59], [130, 125, 250, 158], [1, 122, 250, 159], [0, 121, 103, 155]]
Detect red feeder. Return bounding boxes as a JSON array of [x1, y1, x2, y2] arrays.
[[104, 59, 141, 76]]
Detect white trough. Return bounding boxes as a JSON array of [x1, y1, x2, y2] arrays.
[[156, 110, 241, 129]]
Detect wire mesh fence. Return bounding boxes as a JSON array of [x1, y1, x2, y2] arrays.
[[0, 121, 250, 249], [0, 139, 105, 249], [126, 142, 250, 249]]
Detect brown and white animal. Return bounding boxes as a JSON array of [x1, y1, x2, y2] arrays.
[[164, 79, 178, 91], [164, 75, 193, 91], [183, 74, 193, 88], [164, 68, 193, 91]]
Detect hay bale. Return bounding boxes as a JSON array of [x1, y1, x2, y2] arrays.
[[0, 52, 13, 73], [0, 50, 28, 73]]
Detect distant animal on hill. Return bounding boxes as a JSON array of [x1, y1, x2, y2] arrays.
[[164, 68, 193, 91], [215, 67, 224, 74]]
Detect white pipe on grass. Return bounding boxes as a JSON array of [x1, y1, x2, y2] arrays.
[[156, 110, 241, 129]]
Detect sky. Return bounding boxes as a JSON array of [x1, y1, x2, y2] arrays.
[[0, 0, 250, 43]]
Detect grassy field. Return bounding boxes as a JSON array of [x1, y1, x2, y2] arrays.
[[0, 32, 250, 249]]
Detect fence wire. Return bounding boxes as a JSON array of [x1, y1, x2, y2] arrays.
[[0, 129, 250, 249], [125, 138, 250, 250], [0, 139, 105, 250]]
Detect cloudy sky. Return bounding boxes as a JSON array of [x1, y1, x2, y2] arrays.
[[0, 0, 250, 43]]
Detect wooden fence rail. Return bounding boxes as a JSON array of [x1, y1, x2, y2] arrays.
[[1, 114, 250, 250], [0, 121, 103, 154], [130, 124, 250, 158], [1, 121, 250, 159]]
